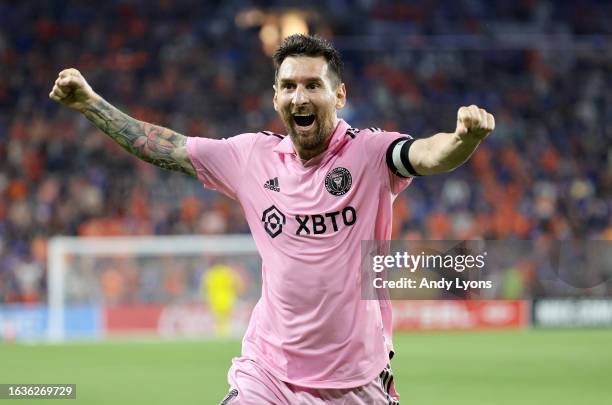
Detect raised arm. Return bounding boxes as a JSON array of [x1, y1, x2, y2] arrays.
[[406, 105, 495, 176], [49, 68, 196, 176]]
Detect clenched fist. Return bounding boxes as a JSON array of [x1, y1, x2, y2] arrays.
[[455, 105, 495, 141], [49, 68, 98, 112]]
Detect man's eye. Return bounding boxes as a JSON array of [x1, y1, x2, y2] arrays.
[[283, 83, 295, 89], [307, 83, 320, 89]]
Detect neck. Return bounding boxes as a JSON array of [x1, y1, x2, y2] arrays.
[[296, 140, 330, 161]]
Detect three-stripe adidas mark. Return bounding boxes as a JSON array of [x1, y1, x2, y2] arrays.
[[264, 177, 280, 192], [379, 364, 399, 405]]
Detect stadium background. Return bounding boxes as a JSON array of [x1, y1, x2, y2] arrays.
[[0, 0, 611, 404]]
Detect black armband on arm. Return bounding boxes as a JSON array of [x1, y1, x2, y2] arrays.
[[385, 137, 422, 178]]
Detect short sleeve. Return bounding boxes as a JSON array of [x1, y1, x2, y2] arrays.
[[364, 130, 414, 195], [186, 133, 256, 200]]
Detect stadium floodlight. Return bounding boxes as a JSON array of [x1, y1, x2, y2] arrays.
[[47, 235, 258, 342]]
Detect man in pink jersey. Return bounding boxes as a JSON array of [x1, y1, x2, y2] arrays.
[[50, 34, 494, 404]]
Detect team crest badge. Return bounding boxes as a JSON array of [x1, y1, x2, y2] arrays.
[[325, 167, 352, 196]]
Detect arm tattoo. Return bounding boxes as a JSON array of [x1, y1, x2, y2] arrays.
[[83, 98, 195, 176]]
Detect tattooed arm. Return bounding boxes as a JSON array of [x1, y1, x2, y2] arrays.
[[49, 68, 195, 176], [82, 98, 195, 175]]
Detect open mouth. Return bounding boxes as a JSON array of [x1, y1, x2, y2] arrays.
[[293, 114, 316, 128]]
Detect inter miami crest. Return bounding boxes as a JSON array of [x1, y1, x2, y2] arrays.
[[325, 167, 352, 196]]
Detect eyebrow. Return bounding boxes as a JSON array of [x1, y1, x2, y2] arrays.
[[279, 77, 325, 85]]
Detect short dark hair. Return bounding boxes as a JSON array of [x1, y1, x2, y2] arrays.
[[273, 34, 344, 86]]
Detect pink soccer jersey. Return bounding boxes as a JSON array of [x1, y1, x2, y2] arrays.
[[187, 119, 412, 389]]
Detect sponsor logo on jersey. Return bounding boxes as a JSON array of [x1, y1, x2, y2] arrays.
[[261, 205, 286, 238], [325, 167, 352, 196], [261, 206, 357, 237], [296, 206, 357, 235]]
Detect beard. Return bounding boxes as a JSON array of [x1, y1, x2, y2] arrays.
[[280, 107, 336, 157]]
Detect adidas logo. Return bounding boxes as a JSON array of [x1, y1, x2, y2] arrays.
[[264, 177, 280, 192]]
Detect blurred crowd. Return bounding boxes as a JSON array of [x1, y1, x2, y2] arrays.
[[0, 0, 610, 303]]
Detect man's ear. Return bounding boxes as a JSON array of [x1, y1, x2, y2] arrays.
[[273, 84, 279, 112], [335, 83, 346, 110]]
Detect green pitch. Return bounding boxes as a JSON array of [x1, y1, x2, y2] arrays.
[[1, 330, 611, 404]]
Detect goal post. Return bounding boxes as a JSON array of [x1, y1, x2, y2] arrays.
[[47, 235, 258, 342]]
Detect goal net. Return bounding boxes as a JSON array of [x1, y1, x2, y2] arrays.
[[47, 235, 260, 342]]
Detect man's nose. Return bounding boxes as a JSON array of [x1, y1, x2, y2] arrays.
[[292, 86, 309, 106]]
